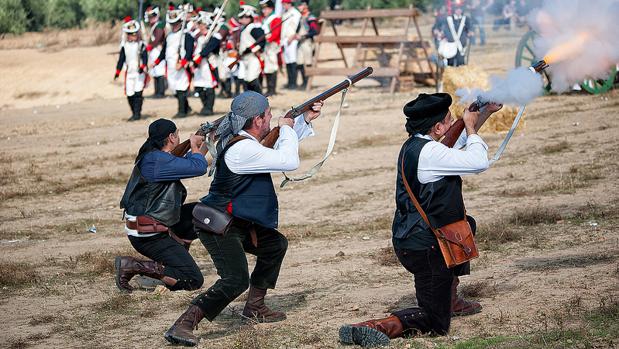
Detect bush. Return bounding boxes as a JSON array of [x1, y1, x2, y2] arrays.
[[24, 0, 48, 32], [0, 0, 28, 35], [46, 0, 85, 29], [80, 0, 137, 23]]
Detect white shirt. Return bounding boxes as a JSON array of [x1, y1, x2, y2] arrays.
[[225, 115, 314, 174], [416, 130, 489, 184]]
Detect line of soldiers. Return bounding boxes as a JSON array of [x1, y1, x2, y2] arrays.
[[114, 1, 319, 122]]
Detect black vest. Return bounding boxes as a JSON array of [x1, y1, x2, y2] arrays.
[[201, 138, 279, 229], [120, 162, 187, 227], [392, 136, 465, 241]]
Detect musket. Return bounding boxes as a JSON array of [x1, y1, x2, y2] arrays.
[[227, 16, 290, 69], [170, 67, 374, 157], [177, 4, 189, 61], [205, 0, 230, 44], [138, 0, 148, 42], [441, 59, 549, 148]]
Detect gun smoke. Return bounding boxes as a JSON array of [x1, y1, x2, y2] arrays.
[[530, 0, 619, 92], [459, 0, 619, 106]]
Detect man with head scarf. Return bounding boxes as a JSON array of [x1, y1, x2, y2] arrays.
[[164, 91, 323, 346], [338, 94, 502, 347], [115, 119, 208, 293]]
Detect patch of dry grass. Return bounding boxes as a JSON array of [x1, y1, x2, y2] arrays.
[[95, 294, 138, 313], [505, 207, 562, 226], [541, 140, 571, 154], [371, 246, 399, 266], [458, 280, 498, 299], [0, 261, 38, 288], [284, 213, 392, 241]]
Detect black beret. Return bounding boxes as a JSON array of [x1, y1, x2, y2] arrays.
[[403, 93, 452, 134], [148, 118, 177, 142]]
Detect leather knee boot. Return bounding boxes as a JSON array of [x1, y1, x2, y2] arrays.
[[339, 315, 404, 347], [298, 65, 308, 89], [201, 88, 215, 116], [164, 304, 205, 347], [175, 90, 188, 118], [114, 256, 165, 293], [127, 96, 139, 121], [241, 286, 286, 323], [134, 91, 143, 119], [451, 276, 482, 316], [265, 73, 276, 97]]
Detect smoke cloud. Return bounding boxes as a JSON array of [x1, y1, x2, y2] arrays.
[[458, 0, 619, 106], [530, 0, 619, 92], [456, 67, 544, 105]]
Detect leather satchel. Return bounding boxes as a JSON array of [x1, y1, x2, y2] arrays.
[[192, 202, 233, 235], [400, 156, 479, 268]]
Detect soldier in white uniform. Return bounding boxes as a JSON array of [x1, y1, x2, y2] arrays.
[[281, 0, 301, 89], [259, 0, 282, 96], [192, 12, 222, 116], [237, 5, 265, 94], [153, 6, 195, 118], [145, 6, 167, 98], [115, 17, 148, 122], [294, 0, 319, 89]]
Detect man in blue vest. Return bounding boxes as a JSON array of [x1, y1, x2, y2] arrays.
[[164, 91, 323, 347], [338, 93, 501, 347]]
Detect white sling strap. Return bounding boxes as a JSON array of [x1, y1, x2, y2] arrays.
[[447, 16, 466, 54]]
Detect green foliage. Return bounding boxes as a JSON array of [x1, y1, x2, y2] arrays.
[[0, 0, 28, 35], [24, 0, 48, 31], [43, 0, 85, 29], [341, 0, 433, 11], [80, 0, 137, 22]]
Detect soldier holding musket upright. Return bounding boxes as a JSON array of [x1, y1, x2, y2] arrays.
[[144, 5, 167, 98], [114, 17, 148, 122], [236, 5, 265, 93], [259, 0, 282, 96], [152, 5, 195, 118], [294, 0, 319, 89], [281, 0, 302, 89]]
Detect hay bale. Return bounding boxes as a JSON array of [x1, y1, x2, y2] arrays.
[[442, 65, 524, 133]]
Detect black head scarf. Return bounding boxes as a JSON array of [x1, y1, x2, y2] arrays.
[[135, 118, 177, 163], [403, 93, 452, 135]]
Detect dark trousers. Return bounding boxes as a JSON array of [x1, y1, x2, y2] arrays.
[[244, 78, 262, 94], [447, 52, 466, 67], [191, 223, 288, 321], [391, 216, 476, 336], [127, 203, 203, 291]]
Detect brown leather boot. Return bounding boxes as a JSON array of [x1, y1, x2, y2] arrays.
[[164, 304, 205, 347], [339, 315, 403, 347], [451, 276, 482, 316], [114, 256, 165, 293], [241, 286, 287, 323]]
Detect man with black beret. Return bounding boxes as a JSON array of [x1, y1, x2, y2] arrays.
[[115, 119, 208, 293], [338, 93, 502, 347]]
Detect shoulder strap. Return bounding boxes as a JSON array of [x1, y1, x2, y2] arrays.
[[400, 154, 435, 231]]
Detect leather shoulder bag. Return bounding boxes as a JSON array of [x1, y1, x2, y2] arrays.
[[400, 155, 479, 268]]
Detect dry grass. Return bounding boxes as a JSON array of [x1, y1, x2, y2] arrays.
[[515, 252, 617, 272], [458, 280, 498, 299], [28, 314, 60, 326], [371, 246, 400, 266], [95, 294, 139, 313], [284, 213, 392, 241], [505, 207, 562, 226], [541, 141, 571, 154], [502, 166, 604, 197], [0, 261, 38, 288]]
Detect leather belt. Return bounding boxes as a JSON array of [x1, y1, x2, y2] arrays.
[[126, 220, 138, 230]]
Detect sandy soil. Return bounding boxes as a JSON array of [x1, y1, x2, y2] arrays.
[[0, 20, 618, 349]]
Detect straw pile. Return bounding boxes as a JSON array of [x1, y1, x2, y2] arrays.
[[442, 65, 523, 133]]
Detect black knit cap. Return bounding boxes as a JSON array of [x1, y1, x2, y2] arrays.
[[403, 93, 452, 135]]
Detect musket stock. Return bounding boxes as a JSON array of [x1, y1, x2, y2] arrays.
[[261, 67, 373, 148]]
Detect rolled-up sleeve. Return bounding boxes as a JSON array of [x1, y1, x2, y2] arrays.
[[417, 135, 489, 184]]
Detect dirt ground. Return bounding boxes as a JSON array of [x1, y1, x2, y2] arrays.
[[1, 18, 618, 349]]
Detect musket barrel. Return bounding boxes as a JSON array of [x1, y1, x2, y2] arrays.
[[288, 67, 373, 118]]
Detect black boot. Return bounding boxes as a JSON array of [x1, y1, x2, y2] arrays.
[[127, 96, 140, 121], [134, 91, 144, 120], [265, 73, 277, 97], [246, 79, 262, 94], [175, 90, 188, 118], [198, 88, 214, 116], [234, 78, 242, 97], [298, 65, 308, 90], [287, 63, 298, 89], [154, 77, 165, 98]]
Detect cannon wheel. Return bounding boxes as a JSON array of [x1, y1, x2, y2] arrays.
[[515, 30, 552, 93], [580, 66, 617, 94]]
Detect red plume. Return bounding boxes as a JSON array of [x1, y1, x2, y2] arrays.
[[240, 1, 245, 5], [169, 5, 175, 10], [196, 7, 202, 11], [123, 16, 132, 23]]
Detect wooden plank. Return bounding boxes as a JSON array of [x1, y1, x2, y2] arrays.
[[319, 8, 419, 20], [335, 41, 430, 49], [316, 35, 410, 44], [306, 67, 400, 77]]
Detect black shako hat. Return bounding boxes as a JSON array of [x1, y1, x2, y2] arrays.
[[403, 93, 452, 135]]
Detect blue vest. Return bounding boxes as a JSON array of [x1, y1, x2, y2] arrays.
[[201, 137, 279, 229]]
